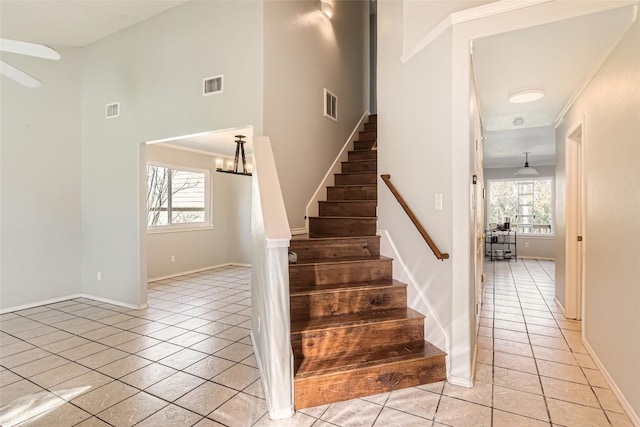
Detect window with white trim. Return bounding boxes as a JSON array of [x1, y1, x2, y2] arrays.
[[487, 178, 554, 234], [147, 164, 210, 229]]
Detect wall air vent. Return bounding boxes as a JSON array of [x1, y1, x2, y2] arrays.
[[324, 88, 337, 121], [105, 102, 120, 119], [203, 74, 224, 96]]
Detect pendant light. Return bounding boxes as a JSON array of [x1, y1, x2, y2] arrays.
[[515, 152, 539, 176]]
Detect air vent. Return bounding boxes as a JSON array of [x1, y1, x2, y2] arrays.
[[324, 88, 337, 121], [105, 102, 120, 119], [203, 74, 224, 96]]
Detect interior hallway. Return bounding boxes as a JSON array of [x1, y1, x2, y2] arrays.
[[0, 262, 633, 426]]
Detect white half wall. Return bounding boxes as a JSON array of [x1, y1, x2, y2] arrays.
[[146, 145, 251, 281], [80, 1, 263, 307], [556, 18, 640, 421], [263, 0, 369, 229], [0, 46, 82, 311]]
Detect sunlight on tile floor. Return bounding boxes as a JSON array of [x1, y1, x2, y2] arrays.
[[0, 261, 633, 426]]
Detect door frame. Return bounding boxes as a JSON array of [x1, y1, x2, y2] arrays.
[[564, 118, 585, 320]]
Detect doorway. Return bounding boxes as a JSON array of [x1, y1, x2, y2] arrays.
[[564, 120, 584, 320]]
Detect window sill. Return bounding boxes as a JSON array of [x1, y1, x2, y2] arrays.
[[148, 225, 214, 235]]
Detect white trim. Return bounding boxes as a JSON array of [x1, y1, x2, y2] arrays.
[[0, 293, 147, 314], [266, 238, 291, 249], [554, 296, 566, 317], [250, 331, 295, 420], [519, 255, 556, 261], [161, 143, 232, 159], [400, 0, 553, 64], [148, 263, 250, 282], [0, 294, 83, 314], [555, 6, 637, 127], [583, 338, 640, 426], [148, 225, 214, 235], [305, 111, 369, 230], [448, 375, 474, 388], [290, 227, 307, 236]]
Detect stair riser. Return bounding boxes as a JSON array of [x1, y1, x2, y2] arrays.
[[348, 150, 377, 161], [289, 259, 392, 286], [359, 131, 377, 141], [364, 123, 377, 132], [341, 161, 377, 173], [368, 115, 377, 124], [327, 186, 377, 200], [290, 237, 380, 261], [354, 140, 376, 150], [334, 173, 376, 186], [290, 286, 407, 320], [292, 318, 424, 359], [319, 201, 376, 217], [294, 354, 446, 409], [309, 217, 376, 237]]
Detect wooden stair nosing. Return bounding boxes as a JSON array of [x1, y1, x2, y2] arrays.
[[294, 341, 446, 379], [290, 279, 407, 296], [290, 255, 390, 268], [290, 307, 424, 334]]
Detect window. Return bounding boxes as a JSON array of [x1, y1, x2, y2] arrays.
[[147, 164, 210, 229], [487, 178, 553, 234]]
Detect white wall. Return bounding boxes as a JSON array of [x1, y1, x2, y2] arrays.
[[484, 166, 557, 259], [263, 0, 368, 229], [146, 145, 251, 281], [556, 18, 640, 419], [0, 46, 82, 311], [377, 0, 460, 380], [80, 1, 263, 307]]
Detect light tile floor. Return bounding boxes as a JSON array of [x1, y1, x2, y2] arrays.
[[0, 261, 633, 426]]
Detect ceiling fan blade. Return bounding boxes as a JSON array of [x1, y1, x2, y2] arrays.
[[0, 60, 42, 88], [0, 38, 60, 60]]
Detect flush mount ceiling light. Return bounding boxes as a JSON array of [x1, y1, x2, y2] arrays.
[[508, 89, 545, 104], [512, 116, 524, 126], [515, 152, 539, 176], [320, 0, 334, 18]]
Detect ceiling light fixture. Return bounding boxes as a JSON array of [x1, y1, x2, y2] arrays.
[[508, 89, 545, 104], [320, 0, 334, 18], [515, 152, 539, 176], [216, 135, 252, 176], [512, 117, 524, 126]]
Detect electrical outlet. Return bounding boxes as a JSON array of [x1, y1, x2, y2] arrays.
[[171, 255, 176, 262], [97, 271, 102, 281]]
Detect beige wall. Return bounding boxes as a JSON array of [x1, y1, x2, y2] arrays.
[[146, 145, 251, 281], [556, 19, 640, 417], [0, 46, 82, 311], [81, 1, 263, 306], [263, 0, 369, 229]]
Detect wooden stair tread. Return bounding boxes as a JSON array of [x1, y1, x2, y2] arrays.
[[334, 171, 376, 175], [291, 234, 380, 241], [291, 307, 424, 333], [294, 341, 445, 379], [290, 279, 406, 295], [318, 200, 376, 204], [308, 216, 377, 220], [291, 255, 391, 267]]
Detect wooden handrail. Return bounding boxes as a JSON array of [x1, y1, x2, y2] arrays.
[[381, 174, 450, 261]]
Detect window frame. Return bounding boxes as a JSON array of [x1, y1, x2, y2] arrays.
[[485, 176, 555, 237], [146, 162, 213, 233]]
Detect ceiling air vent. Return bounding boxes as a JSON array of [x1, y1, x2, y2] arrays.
[[324, 88, 337, 121], [203, 74, 224, 96], [105, 102, 120, 119]]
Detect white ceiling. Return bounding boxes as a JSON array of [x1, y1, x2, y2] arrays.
[[149, 126, 254, 159], [0, 0, 189, 47], [474, 5, 637, 168]]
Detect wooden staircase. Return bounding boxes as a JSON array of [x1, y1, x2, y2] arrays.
[[289, 114, 446, 409]]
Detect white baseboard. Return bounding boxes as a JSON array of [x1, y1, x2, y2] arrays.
[[0, 294, 83, 314], [0, 293, 147, 314], [518, 256, 556, 261], [148, 263, 251, 283], [448, 375, 474, 388], [290, 228, 307, 236], [554, 296, 566, 317], [582, 338, 640, 426]]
